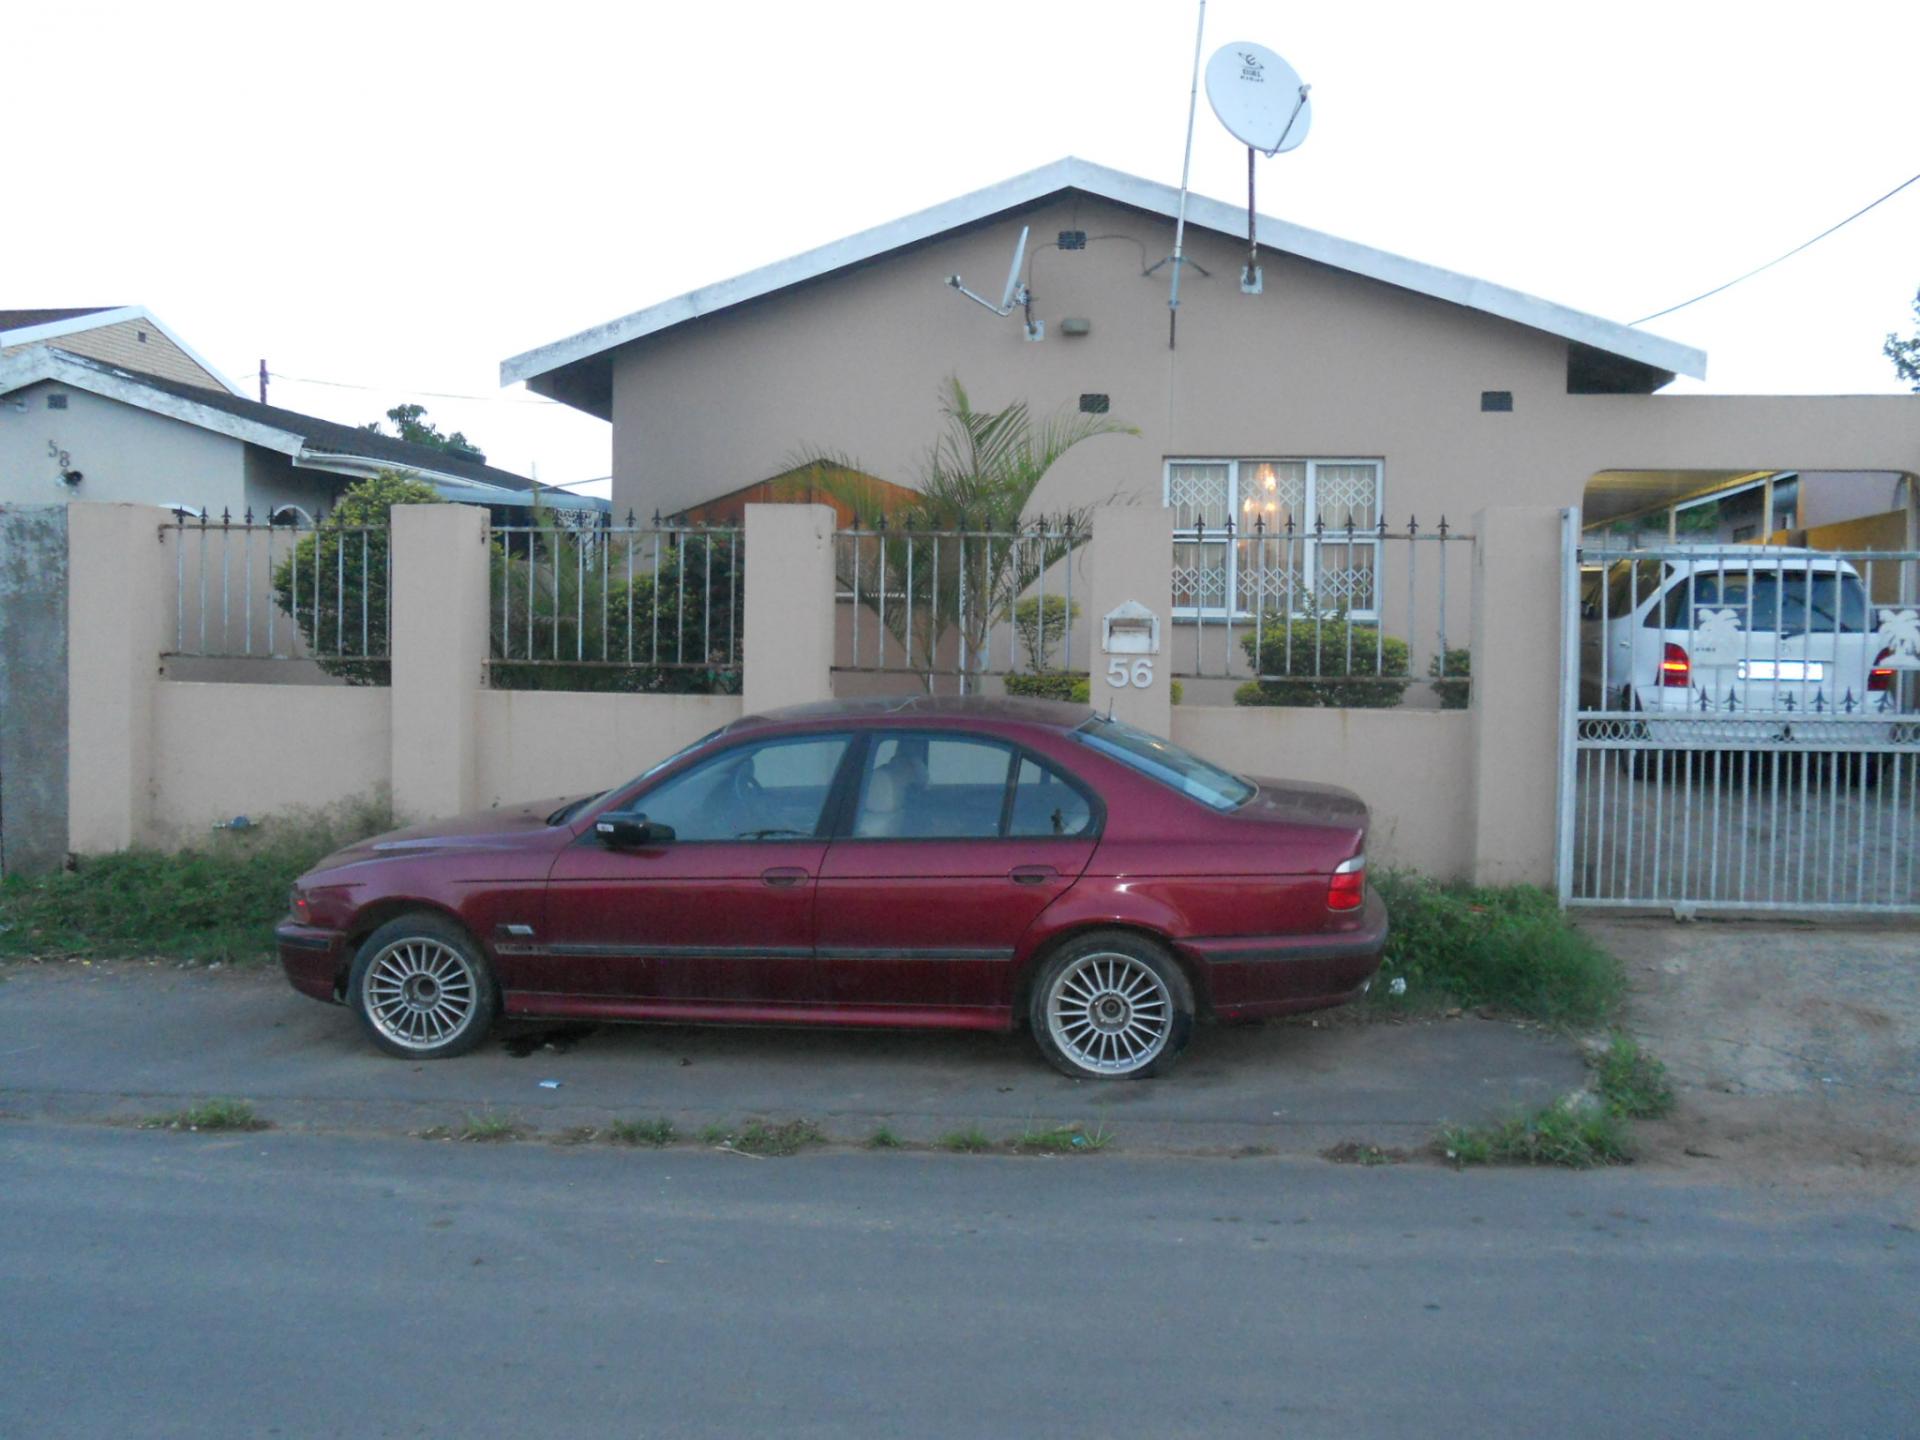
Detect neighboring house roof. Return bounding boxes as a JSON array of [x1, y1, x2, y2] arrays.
[[502, 156, 1708, 414], [0, 305, 245, 396], [673, 466, 921, 527], [0, 346, 605, 512]]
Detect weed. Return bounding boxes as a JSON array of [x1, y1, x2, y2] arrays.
[[1010, 1123, 1110, 1154], [459, 1111, 522, 1143], [939, 1127, 995, 1154], [0, 792, 395, 966], [866, 1126, 903, 1149], [1321, 1140, 1409, 1166], [698, 1121, 733, 1146], [720, 1119, 825, 1157], [1437, 1101, 1629, 1170], [1368, 872, 1624, 1027], [141, 1097, 269, 1133], [1594, 1032, 1675, 1119], [608, 1117, 677, 1148]]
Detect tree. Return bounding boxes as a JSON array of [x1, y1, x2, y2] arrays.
[[1887, 288, 1920, 391], [805, 377, 1136, 690], [271, 470, 442, 684], [363, 403, 484, 461]]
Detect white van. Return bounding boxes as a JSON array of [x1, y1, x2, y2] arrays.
[[1578, 546, 1899, 724]]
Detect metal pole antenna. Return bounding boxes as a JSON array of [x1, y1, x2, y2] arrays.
[[1166, 0, 1207, 350]]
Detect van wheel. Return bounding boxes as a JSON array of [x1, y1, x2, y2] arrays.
[[1029, 931, 1195, 1081], [347, 913, 498, 1059]]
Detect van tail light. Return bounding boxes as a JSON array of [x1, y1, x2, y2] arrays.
[[1659, 642, 1691, 688], [1869, 648, 1895, 693], [1328, 855, 1366, 912]]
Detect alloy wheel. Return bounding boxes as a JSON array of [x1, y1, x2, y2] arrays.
[[1045, 952, 1174, 1076], [361, 938, 480, 1051]]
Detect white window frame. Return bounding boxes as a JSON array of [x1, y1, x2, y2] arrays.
[[1165, 457, 1385, 621]]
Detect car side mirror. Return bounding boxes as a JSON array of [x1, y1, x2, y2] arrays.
[[595, 813, 674, 848]]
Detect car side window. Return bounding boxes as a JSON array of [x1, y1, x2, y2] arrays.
[[850, 734, 1014, 839], [634, 736, 849, 841], [1007, 757, 1094, 838]]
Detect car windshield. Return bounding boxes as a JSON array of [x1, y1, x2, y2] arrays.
[[1074, 715, 1254, 811]]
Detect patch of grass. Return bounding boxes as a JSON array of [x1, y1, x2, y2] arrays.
[[1321, 1140, 1409, 1166], [1010, 1123, 1110, 1154], [1594, 1032, 1675, 1120], [608, 1117, 677, 1148], [1368, 872, 1624, 1027], [866, 1126, 903, 1149], [459, 1111, 522, 1143], [939, 1127, 995, 1154], [551, 1125, 600, 1146], [141, 1097, 269, 1132], [721, 1118, 825, 1157], [698, 1121, 733, 1145], [0, 792, 395, 966], [1437, 1102, 1629, 1170]]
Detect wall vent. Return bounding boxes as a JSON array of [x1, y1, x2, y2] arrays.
[[1480, 390, 1513, 412], [48, 394, 68, 410], [1078, 393, 1110, 414], [1058, 230, 1087, 250]]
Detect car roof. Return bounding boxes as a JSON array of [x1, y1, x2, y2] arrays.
[[724, 694, 1097, 737]]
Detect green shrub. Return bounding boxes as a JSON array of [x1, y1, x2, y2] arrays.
[[1594, 1033, 1675, 1119], [1002, 673, 1181, 704], [1013, 595, 1079, 671], [1437, 1102, 1629, 1169], [1235, 613, 1410, 708], [1369, 872, 1623, 1027], [1429, 647, 1471, 709]]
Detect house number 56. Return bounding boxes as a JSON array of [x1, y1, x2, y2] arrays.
[[1106, 658, 1155, 689]]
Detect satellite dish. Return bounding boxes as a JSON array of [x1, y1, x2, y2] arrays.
[[1205, 42, 1312, 155], [945, 224, 1042, 339]]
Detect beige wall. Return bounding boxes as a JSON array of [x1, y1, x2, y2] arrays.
[[608, 196, 1919, 526], [1172, 706, 1473, 879], [3, 321, 226, 390], [476, 690, 744, 807], [2, 382, 247, 512]]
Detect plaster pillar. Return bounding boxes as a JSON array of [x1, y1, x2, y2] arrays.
[[1467, 505, 1564, 886], [742, 503, 837, 715], [390, 504, 488, 822], [66, 504, 174, 853], [1084, 505, 1174, 736]]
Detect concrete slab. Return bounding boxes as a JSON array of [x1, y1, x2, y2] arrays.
[[0, 962, 1587, 1155]]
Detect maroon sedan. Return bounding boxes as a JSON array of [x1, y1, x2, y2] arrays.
[[278, 698, 1386, 1080]]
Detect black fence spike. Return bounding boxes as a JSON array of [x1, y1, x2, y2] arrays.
[[1697, 688, 1711, 712], [1438, 516, 1450, 539], [243, 505, 253, 526], [1812, 689, 1827, 714], [1781, 691, 1796, 712], [651, 509, 662, 528], [222, 507, 232, 527], [1407, 515, 1419, 538], [624, 509, 636, 528], [1223, 514, 1235, 538], [1375, 516, 1388, 541], [1842, 689, 1858, 715], [1253, 514, 1266, 536]]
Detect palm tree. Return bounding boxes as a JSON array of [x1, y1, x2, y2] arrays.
[[804, 377, 1136, 690]]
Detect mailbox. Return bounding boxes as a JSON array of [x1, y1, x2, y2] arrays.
[[1101, 601, 1160, 656]]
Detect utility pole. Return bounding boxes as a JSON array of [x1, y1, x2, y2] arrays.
[[258, 359, 268, 405]]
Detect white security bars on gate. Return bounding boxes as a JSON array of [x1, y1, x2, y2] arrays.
[[832, 520, 1083, 688], [1171, 514, 1471, 705], [163, 509, 391, 680], [1566, 539, 1920, 912], [487, 516, 743, 691]]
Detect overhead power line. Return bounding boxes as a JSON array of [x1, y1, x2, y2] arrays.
[[247, 370, 569, 407], [1632, 169, 1920, 326]]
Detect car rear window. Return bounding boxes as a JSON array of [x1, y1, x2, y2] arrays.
[[1657, 569, 1870, 635], [1073, 716, 1254, 812]]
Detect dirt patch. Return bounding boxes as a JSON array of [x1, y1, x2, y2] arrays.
[[1580, 917, 1920, 1195]]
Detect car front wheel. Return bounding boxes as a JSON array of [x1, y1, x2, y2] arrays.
[[1029, 931, 1195, 1081], [347, 913, 498, 1060]]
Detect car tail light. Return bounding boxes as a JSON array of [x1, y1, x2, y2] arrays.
[[1659, 642, 1691, 688], [1328, 855, 1366, 912], [1870, 648, 1895, 693], [290, 891, 312, 923]]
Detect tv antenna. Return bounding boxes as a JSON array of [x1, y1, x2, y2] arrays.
[[945, 224, 1042, 340], [1206, 41, 1312, 296]]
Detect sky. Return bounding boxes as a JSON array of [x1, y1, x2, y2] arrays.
[[11, 1, 1918, 497]]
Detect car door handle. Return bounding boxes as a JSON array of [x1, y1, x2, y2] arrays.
[[761, 867, 810, 888], [1010, 865, 1058, 886]]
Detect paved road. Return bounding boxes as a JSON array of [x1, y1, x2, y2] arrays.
[[0, 964, 1585, 1154], [3, 1123, 1915, 1439]]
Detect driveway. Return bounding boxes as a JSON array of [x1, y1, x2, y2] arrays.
[[0, 961, 1586, 1156]]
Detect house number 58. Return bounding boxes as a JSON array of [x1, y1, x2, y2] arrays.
[[1106, 658, 1155, 689]]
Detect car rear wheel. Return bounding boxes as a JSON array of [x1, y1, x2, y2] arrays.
[[347, 913, 497, 1060], [1029, 931, 1195, 1081]]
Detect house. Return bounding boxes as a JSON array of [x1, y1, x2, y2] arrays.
[[0, 344, 604, 520], [501, 156, 1917, 550], [1, 306, 239, 395]]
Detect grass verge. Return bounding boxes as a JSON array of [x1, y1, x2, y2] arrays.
[[866, 1126, 903, 1149], [938, 1127, 994, 1154], [1436, 1033, 1671, 1169], [707, 1118, 825, 1157], [1010, 1123, 1110, 1155], [608, 1117, 677, 1147], [1369, 872, 1623, 1026], [1594, 1032, 1675, 1119], [141, 1098, 269, 1133], [459, 1111, 523, 1143], [0, 792, 395, 966]]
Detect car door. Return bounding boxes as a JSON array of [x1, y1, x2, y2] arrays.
[[535, 733, 854, 1009], [813, 732, 1099, 1014]]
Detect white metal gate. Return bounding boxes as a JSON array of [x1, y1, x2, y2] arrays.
[[1556, 513, 1920, 913]]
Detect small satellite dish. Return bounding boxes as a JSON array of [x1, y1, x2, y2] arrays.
[[945, 225, 1042, 340], [1205, 42, 1311, 155]]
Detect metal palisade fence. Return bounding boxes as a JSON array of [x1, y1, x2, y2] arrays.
[[1560, 534, 1920, 913], [832, 519, 1083, 686], [1172, 514, 1472, 706], [487, 514, 743, 692], [164, 508, 392, 681]]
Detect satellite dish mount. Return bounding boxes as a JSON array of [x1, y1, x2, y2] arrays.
[[1205, 41, 1313, 295], [945, 224, 1042, 341]]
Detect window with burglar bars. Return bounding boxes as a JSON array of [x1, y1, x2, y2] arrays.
[[1166, 458, 1384, 618]]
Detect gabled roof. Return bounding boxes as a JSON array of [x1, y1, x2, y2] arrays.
[[0, 304, 245, 396], [0, 347, 605, 511], [502, 156, 1707, 413]]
